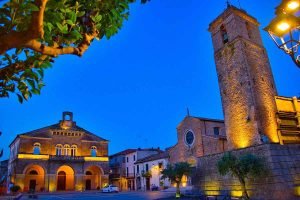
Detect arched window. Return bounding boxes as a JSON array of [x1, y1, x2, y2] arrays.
[[85, 171, 92, 175], [56, 144, 63, 156], [71, 145, 77, 157], [220, 25, 229, 44], [64, 144, 70, 156], [29, 170, 38, 175], [33, 143, 41, 155], [90, 146, 97, 157], [245, 22, 252, 39]]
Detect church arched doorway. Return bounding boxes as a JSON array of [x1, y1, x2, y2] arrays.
[[23, 164, 45, 192], [84, 166, 103, 190], [56, 165, 74, 191]]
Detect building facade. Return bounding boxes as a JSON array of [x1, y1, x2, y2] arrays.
[[209, 5, 279, 149], [135, 152, 170, 191], [7, 112, 109, 192], [168, 116, 226, 164], [109, 148, 162, 191]]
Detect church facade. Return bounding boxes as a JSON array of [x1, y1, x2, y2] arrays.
[[7, 112, 109, 192]]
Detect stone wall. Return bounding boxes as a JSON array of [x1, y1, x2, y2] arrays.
[[169, 116, 226, 164], [194, 144, 300, 200]]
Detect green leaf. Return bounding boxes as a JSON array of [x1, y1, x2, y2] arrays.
[[56, 22, 68, 34], [17, 94, 23, 103], [26, 3, 40, 12]]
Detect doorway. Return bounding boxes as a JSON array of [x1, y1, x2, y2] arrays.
[[29, 180, 36, 191], [86, 179, 91, 190], [57, 171, 66, 190]]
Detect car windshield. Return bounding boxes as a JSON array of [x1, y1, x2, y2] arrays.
[[111, 185, 117, 187]]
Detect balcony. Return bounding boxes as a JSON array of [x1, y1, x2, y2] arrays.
[[109, 173, 121, 179], [49, 155, 84, 162], [125, 173, 135, 178]]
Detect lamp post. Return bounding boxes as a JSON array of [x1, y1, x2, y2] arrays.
[[264, 0, 300, 68]]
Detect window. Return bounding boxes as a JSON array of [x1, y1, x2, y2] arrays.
[[133, 155, 136, 161], [29, 170, 38, 175], [71, 145, 77, 156], [220, 25, 229, 44], [137, 165, 139, 174], [127, 157, 129, 163], [126, 167, 129, 176], [122, 157, 125, 163], [133, 166, 135, 176], [85, 171, 92, 175], [185, 131, 195, 146], [214, 127, 220, 136], [55, 144, 63, 156], [245, 22, 252, 39], [158, 162, 163, 170], [91, 146, 97, 157], [145, 164, 149, 172], [64, 144, 70, 156], [33, 143, 41, 155]]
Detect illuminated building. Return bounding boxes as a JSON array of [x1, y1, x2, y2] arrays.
[[7, 112, 109, 192], [168, 115, 227, 164], [209, 3, 280, 149], [134, 151, 170, 191], [109, 148, 162, 191]]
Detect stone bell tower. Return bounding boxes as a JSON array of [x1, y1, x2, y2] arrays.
[[209, 5, 279, 149]]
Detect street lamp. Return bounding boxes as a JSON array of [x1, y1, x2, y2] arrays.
[[264, 0, 300, 68]]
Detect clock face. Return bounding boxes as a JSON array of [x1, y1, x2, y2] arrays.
[[185, 131, 195, 146]]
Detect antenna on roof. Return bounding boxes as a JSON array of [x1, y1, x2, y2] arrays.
[[186, 107, 190, 117]]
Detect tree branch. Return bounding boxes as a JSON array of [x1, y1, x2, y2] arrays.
[[0, 0, 48, 54], [23, 30, 98, 57]]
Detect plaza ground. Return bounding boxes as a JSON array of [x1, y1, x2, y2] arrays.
[[19, 191, 175, 200]]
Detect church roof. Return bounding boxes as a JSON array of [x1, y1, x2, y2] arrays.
[[18, 123, 108, 142], [10, 112, 108, 146]]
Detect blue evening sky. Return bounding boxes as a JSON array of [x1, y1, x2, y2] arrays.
[[0, 0, 299, 160]]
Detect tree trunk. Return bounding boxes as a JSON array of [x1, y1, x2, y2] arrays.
[[238, 177, 249, 200], [176, 182, 180, 198]]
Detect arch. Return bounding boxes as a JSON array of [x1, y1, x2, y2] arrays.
[[84, 165, 103, 190], [90, 146, 97, 157], [55, 144, 63, 156], [220, 24, 229, 44], [63, 144, 70, 156], [23, 164, 45, 192], [33, 143, 41, 155], [71, 145, 77, 156], [56, 165, 75, 191]]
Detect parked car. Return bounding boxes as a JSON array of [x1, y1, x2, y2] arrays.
[[151, 184, 159, 191], [101, 185, 119, 193]]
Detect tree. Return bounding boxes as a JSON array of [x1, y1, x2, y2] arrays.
[[217, 152, 268, 200], [0, 0, 149, 103], [161, 162, 192, 198]]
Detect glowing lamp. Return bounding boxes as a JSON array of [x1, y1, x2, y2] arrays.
[[264, 14, 300, 67], [276, 0, 300, 14]]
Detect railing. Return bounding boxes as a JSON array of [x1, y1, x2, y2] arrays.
[[125, 173, 135, 178], [49, 155, 84, 161]]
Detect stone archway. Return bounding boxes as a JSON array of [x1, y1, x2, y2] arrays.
[[23, 164, 45, 192], [84, 166, 103, 190], [56, 165, 74, 191]]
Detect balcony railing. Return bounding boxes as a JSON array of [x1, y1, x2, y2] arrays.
[[49, 155, 84, 161], [125, 173, 135, 178]]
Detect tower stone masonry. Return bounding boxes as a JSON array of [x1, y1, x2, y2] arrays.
[[209, 6, 279, 149]]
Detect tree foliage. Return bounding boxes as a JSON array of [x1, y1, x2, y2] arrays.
[[0, 0, 149, 103], [217, 152, 268, 200], [161, 162, 192, 198]]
